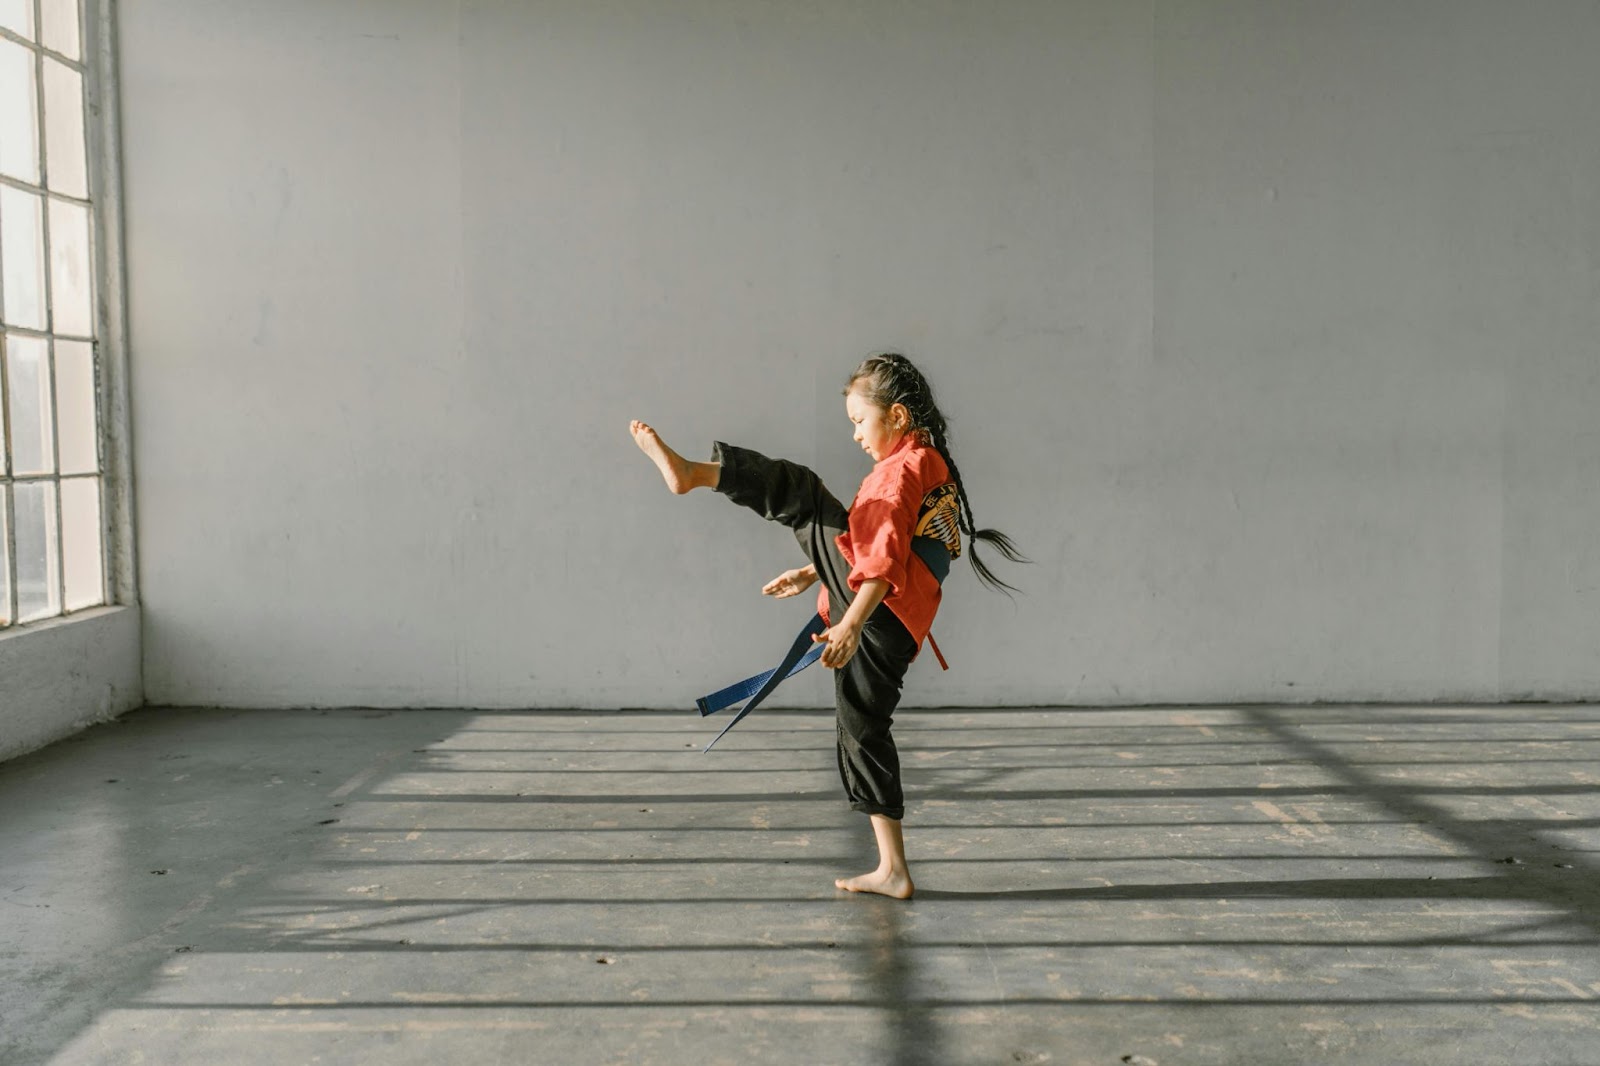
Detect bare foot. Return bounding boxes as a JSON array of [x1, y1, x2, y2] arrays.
[[834, 867, 915, 900], [630, 420, 703, 494]]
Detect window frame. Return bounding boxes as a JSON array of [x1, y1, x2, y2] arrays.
[[0, 0, 135, 632]]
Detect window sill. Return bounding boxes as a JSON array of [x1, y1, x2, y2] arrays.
[[0, 604, 135, 644]]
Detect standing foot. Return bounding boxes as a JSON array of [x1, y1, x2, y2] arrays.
[[834, 867, 915, 900], [629, 420, 718, 493]]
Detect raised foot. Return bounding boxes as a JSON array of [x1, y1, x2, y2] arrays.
[[834, 868, 915, 900], [630, 420, 697, 494]]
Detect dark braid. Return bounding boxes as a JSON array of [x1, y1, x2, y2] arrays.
[[845, 352, 1028, 595]]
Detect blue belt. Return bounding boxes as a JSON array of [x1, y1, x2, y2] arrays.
[[696, 536, 950, 752]]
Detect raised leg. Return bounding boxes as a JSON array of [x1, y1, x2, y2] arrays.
[[711, 440, 856, 611]]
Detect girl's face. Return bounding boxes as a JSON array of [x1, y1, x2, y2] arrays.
[[846, 385, 909, 461]]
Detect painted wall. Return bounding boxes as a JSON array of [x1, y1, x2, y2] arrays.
[[117, 1, 1600, 709], [0, 608, 142, 761]]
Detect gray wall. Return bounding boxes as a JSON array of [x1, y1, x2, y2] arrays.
[[0, 608, 141, 761], [117, 0, 1600, 710]]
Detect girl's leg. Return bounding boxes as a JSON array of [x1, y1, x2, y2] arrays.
[[837, 815, 912, 900], [707, 440, 856, 602], [833, 607, 918, 899], [633, 425, 857, 606]]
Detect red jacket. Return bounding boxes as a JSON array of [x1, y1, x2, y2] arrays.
[[818, 434, 959, 659]]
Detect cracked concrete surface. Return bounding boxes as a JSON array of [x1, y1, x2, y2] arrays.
[[3, 704, 1599, 1065]]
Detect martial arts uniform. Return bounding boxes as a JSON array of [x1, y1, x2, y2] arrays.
[[711, 434, 961, 820]]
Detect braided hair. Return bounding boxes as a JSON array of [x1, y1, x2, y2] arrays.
[[846, 352, 1027, 594]]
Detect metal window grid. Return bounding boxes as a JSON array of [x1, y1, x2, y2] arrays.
[[0, 0, 129, 631]]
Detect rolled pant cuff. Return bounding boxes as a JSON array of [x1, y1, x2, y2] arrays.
[[710, 441, 740, 493], [850, 801, 905, 820]]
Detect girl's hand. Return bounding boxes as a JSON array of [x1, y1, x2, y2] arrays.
[[762, 567, 818, 599], [812, 621, 862, 670]]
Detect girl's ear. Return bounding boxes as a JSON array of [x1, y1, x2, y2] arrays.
[[890, 402, 913, 430]]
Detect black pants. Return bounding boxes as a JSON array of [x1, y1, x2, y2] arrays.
[[713, 441, 916, 820]]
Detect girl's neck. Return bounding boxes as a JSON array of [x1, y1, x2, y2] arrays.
[[880, 432, 919, 462]]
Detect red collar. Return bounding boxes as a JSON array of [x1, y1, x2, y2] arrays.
[[876, 433, 919, 466]]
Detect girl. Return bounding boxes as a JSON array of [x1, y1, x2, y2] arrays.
[[630, 352, 1023, 899]]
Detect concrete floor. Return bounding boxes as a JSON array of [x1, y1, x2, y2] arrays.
[[2, 704, 1598, 1066]]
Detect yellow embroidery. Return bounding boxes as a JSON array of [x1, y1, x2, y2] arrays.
[[914, 483, 962, 559]]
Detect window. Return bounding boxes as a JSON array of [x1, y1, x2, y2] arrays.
[[0, 0, 103, 629]]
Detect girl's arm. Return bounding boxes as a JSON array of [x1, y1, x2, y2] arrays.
[[838, 578, 889, 630], [842, 474, 920, 602], [813, 577, 889, 669], [762, 564, 818, 598]]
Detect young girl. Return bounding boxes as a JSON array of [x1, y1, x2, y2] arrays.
[[630, 352, 1022, 899]]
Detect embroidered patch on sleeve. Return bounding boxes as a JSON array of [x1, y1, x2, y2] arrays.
[[914, 482, 962, 559]]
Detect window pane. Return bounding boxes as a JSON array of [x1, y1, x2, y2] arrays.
[[5, 334, 54, 475], [0, 0, 34, 40], [0, 38, 39, 184], [43, 58, 87, 198], [1, 187, 46, 328], [0, 488, 11, 626], [60, 475, 100, 610], [48, 197, 93, 336], [40, 0, 79, 61], [54, 339, 96, 473], [14, 480, 59, 622]]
